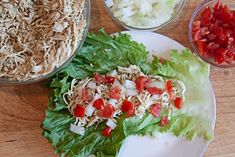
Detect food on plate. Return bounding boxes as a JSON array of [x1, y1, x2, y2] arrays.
[[0, 0, 86, 80], [42, 31, 213, 157], [192, 0, 235, 64], [105, 0, 180, 28], [64, 65, 186, 136]]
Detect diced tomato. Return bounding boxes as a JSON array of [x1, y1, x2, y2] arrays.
[[74, 104, 85, 118], [105, 76, 116, 84], [159, 117, 170, 127], [192, 1, 235, 65], [214, 26, 226, 41], [213, 0, 222, 13], [207, 42, 219, 50], [97, 104, 115, 118], [109, 86, 121, 100], [102, 126, 112, 137], [193, 30, 201, 41], [201, 7, 213, 21], [220, 5, 233, 22], [150, 104, 162, 118], [215, 48, 227, 64], [196, 40, 207, 55], [121, 100, 135, 118], [207, 33, 217, 41], [165, 80, 173, 94], [94, 73, 106, 83], [93, 98, 105, 110], [159, 58, 165, 64], [147, 87, 164, 95], [174, 97, 183, 110], [135, 76, 150, 93], [82, 88, 93, 102]]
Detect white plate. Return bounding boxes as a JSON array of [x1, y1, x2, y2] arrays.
[[116, 31, 216, 157]]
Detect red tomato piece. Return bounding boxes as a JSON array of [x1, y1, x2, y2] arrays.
[[94, 73, 106, 83], [165, 80, 173, 94], [160, 117, 170, 127], [74, 104, 85, 118], [121, 100, 135, 118], [93, 98, 105, 110], [147, 87, 164, 95], [174, 97, 183, 110], [150, 104, 162, 118], [221, 5, 233, 22], [105, 76, 116, 84], [82, 88, 93, 102], [109, 86, 121, 100], [215, 48, 227, 64], [196, 40, 207, 55], [201, 7, 213, 21], [97, 104, 115, 118], [207, 42, 219, 50], [135, 76, 151, 93], [102, 126, 112, 137]]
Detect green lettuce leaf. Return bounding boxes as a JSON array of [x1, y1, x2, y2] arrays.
[[42, 31, 214, 157]]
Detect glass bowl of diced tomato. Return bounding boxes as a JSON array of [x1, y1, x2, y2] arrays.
[[189, 0, 235, 68]]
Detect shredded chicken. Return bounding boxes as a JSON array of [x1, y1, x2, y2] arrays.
[[0, 0, 86, 80], [63, 65, 186, 133]]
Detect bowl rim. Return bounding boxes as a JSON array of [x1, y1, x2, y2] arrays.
[[0, 0, 91, 85], [103, 0, 186, 31], [188, 0, 235, 68]]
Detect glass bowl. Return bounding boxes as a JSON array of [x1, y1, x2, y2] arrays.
[[189, 0, 235, 68], [103, 0, 186, 31], [0, 0, 91, 85]]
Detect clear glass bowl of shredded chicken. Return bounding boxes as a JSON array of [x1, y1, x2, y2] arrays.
[[0, 0, 90, 84]]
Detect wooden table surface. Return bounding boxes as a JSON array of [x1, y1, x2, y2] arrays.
[[0, 0, 235, 157]]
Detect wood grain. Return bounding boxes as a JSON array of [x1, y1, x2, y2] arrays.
[[0, 0, 235, 156]]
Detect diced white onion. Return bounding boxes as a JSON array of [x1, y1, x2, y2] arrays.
[[108, 99, 118, 108], [87, 81, 96, 89], [32, 65, 42, 73], [145, 97, 154, 108], [85, 104, 95, 117], [106, 119, 117, 129], [123, 80, 136, 89], [94, 93, 101, 100], [151, 94, 161, 101], [109, 70, 118, 77], [105, 0, 114, 8], [149, 81, 165, 89], [126, 88, 138, 96], [70, 124, 85, 136]]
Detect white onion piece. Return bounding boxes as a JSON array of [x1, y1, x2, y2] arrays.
[[126, 88, 138, 96], [94, 93, 101, 100], [123, 80, 136, 89], [70, 124, 85, 136], [110, 70, 118, 77], [105, 0, 114, 8], [85, 104, 95, 117], [145, 98, 154, 108], [108, 99, 118, 108], [32, 65, 42, 73], [87, 81, 96, 89], [151, 94, 161, 101], [149, 81, 165, 89], [106, 119, 117, 129]]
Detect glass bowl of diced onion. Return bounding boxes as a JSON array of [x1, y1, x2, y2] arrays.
[[104, 0, 186, 31]]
